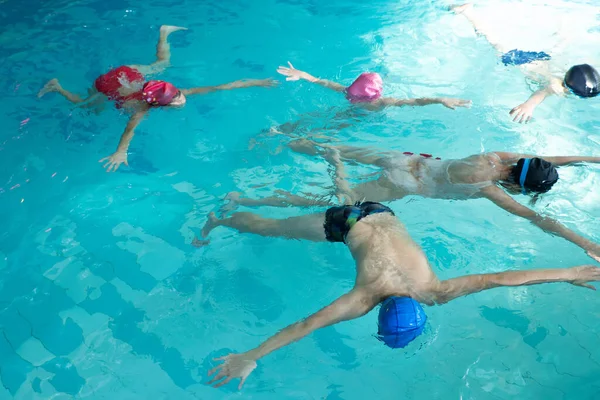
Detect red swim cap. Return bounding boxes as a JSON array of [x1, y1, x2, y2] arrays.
[[142, 80, 179, 106], [346, 72, 383, 103]]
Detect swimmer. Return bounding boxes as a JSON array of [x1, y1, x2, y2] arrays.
[[38, 25, 278, 172], [203, 197, 600, 388], [277, 62, 472, 111], [452, 3, 600, 123], [223, 139, 600, 259]]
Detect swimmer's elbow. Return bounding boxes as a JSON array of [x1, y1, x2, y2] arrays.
[[433, 275, 493, 304]]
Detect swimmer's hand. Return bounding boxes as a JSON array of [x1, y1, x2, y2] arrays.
[[277, 61, 314, 82], [440, 98, 472, 109], [208, 352, 257, 390], [509, 100, 536, 123], [99, 151, 128, 172], [253, 78, 279, 88], [567, 265, 600, 290]]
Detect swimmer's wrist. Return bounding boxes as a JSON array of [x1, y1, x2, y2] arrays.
[[245, 348, 261, 361], [303, 73, 319, 83]]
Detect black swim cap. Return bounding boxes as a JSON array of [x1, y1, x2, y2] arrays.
[[510, 158, 559, 194], [564, 64, 600, 98]]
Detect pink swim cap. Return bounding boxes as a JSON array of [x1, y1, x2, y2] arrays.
[[142, 80, 179, 106], [346, 72, 383, 103]]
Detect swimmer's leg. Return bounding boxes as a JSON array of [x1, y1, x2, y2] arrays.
[[194, 211, 327, 246], [38, 79, 85, 103], [451, 3, 510, 54], [220, 191, 331, 215], [289, 139, 394, 168], [130, 25, 187, 75], [322, 147, 355, 205]]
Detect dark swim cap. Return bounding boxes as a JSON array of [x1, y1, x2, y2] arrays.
[[510, 158, 559, 194], [564, 64, 600, 98], [377, 297, 426, 349]]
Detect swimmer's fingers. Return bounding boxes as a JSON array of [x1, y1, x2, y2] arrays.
[[277, 68, 298, 81], [287, 61, 295, 69], [264, 78, 280, 87], [572, 281, 596, 291], [511, 109, 523, 123], [207, 370, 227, 385], [509, 106, 520, 120], [213, 376, 234, 388], [208, 363, 225, 376], [509, 105, 532, 124], [238, 376, 247, 390]]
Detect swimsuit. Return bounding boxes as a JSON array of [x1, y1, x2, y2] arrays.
[[94, 66, 145, 107], [384, 154, 495, 200], [501, 49, 551, 66], [324, 201, 394, 243]]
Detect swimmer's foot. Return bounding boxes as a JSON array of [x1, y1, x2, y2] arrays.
[[192, 237, 210, 247], [201, 212, 220, 238], [160, 25, 188, 37], [219, 192, 241, 217], [273, 189, 300, 202], [288, 138, 320, 156], [38, 78, 60, 98], [449, 3, 472, 14], [322, 146, 342, 165]]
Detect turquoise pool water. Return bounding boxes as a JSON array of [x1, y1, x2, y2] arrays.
[[2, 0, 600, 398]]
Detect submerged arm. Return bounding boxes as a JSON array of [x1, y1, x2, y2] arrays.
[[482, 186, 600, 257], [509, 78, 566, 123], [435, 264, 600, 304], [379, 97, 472, 109], [181, 78, 278, 96], [208, 288, 375, 388], [277, 62, 346, 93], [249, 289, 373, 359], [322, 147, 356, 205], [99, 109, 148, 172], [494, 152, 600, 166]]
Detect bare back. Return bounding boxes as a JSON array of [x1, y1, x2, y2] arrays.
[[345, 213, 440, 305], [351, 152, 504, 202]]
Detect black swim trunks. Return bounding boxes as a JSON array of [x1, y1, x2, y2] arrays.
[[324, 201, 395, 243]]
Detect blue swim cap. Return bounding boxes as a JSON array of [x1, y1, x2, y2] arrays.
[[377, 296, 426, 349]]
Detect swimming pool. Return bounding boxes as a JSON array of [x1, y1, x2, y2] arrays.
[[2, 0, 600, 398]]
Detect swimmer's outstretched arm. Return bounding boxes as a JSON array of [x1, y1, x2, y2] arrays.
[[99, 109, 149, 172], [377, 97, 472, 110], [481, 186, 600, 259], [207, 288, 376, 389], [434, 263, 600, 304], [494, 152, 600, 166], [451, 3, 510, 54], [277, 62, 346, 93], [181, 78, 279, 96], [509, 78, 566, 123]]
